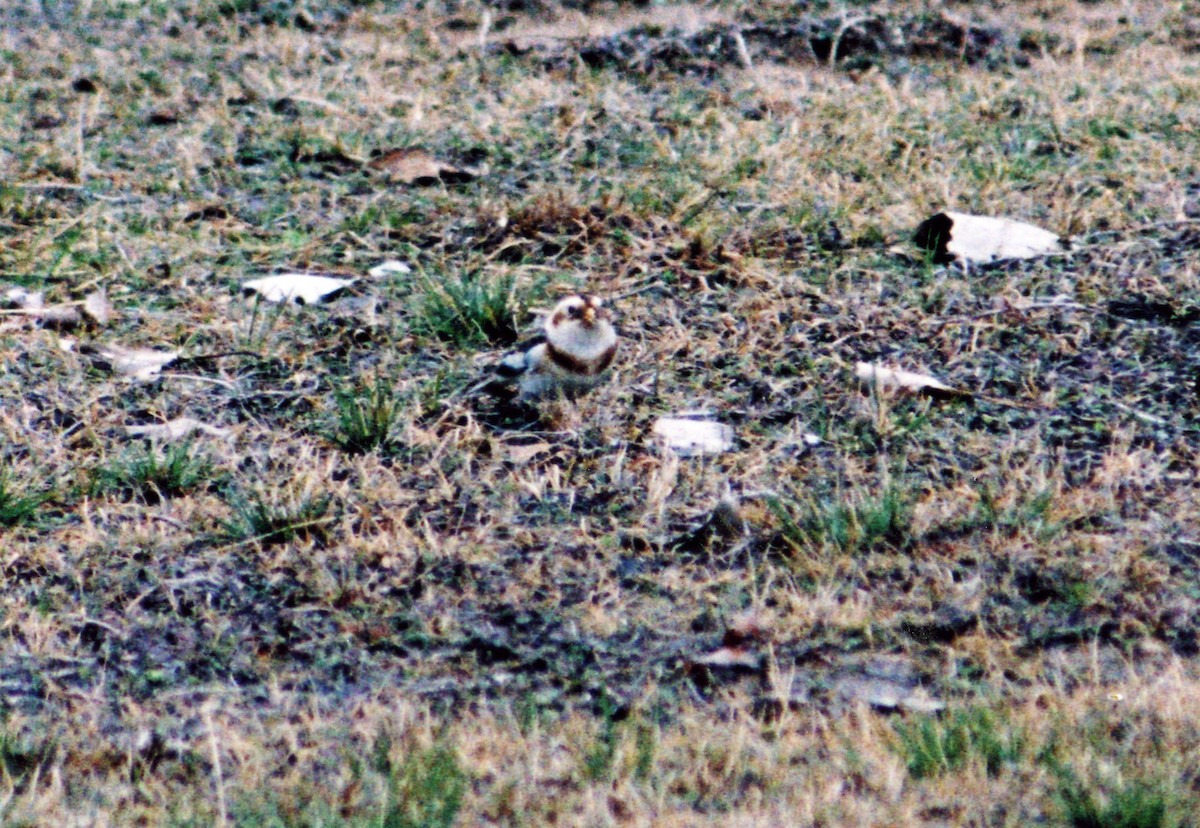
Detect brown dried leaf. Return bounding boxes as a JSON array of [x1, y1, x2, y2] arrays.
[[367, 147, 475, 185]]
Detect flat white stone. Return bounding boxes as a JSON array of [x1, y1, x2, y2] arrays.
[[939, 211, 1063, 263], [367, 260, 412, 278], [242, 273, 355, 305], [652, 417, 734, 457]]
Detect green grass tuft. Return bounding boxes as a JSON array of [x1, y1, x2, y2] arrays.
[[374, 738, 467, 828], [0, 462, 50, 527], [413, 269, 519, 347], [330, 374, 405, 455], [894, 707, 1024, 780], [222, 489, 334, 547], [1054, 767, 1175, 828], [90, 442, 214, 505], [769, 484, 911, 556]]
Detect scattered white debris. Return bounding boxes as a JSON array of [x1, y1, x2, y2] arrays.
[[88, 343, 180, 381], [125, 417, 230, 442], [242, 273, 355, 305], [367, 260, 412, 278], [5, 287, 43, 309], [82, 288, 113, 326], [855, 362, 963, 399], [914, 211, 1066, 264], [653, 416, 734, 457], [832, 676, 946, 714]]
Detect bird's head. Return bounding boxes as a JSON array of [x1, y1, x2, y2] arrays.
[[549, 294, 610, 331], [544, 294, 617, 357]]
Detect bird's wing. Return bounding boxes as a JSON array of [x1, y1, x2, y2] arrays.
[[494, 334, 546, 377], [467, 334, 546, 398]]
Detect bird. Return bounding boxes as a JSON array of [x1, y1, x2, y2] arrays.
[[480, 294, 618, 401]]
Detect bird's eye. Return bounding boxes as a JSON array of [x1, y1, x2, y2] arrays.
[[568, 306, 580, 318]]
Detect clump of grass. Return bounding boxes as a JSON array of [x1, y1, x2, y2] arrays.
[[0, 461, 50, 527], [331, 374, 404, 455], [90, 442, 213, 504], [326, 368, 463, 452], [769, 484, 911, 556], [894, 706, 1025, 780], [582, 710, 622, 782], [1053, 765, 1176, 828], [976, 484, 1062, 540], [223, 489, 334, 547], [414, 269, 518, 347], [0, 727, 55, 789], [373, 736, 467, 828]]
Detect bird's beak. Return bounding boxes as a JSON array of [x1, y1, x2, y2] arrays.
[[582, 306, 596, 326]]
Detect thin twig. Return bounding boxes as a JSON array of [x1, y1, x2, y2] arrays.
[[731, 27, 753, 70], [611, 280, 666, 302], [203, 705, 229, 828], [478, 9, 492, 48], [1111, 400, 1170, 427], [165, 374, 240, 391]]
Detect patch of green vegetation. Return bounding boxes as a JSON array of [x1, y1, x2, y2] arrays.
[[976, 484, 1062, 541], [894, 706, 1024, 780], [90, 442, 214, 504], [633, 719, 656, 781], [582, 703, 623, 782], [413, 269, 520, 347], [223, 489, 334, 547], [0, 461, 51, 527], [1052, 763, 1177, 828], [373, 736, 467, 828], [330, 374, 404, 455], [769, 483, 911, 556]]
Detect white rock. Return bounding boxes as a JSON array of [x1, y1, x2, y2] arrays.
[[242, 273, 355, 305], [915, 211, 1066, 264], [653, 417, 734, 457]]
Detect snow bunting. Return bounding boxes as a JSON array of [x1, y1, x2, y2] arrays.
[[485, 294, 618, 400]]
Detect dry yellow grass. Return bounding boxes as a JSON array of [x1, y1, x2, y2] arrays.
[[0, 1, 1198, 824]]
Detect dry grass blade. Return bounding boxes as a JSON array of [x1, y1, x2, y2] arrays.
[[3, 1, 1200, 825]]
